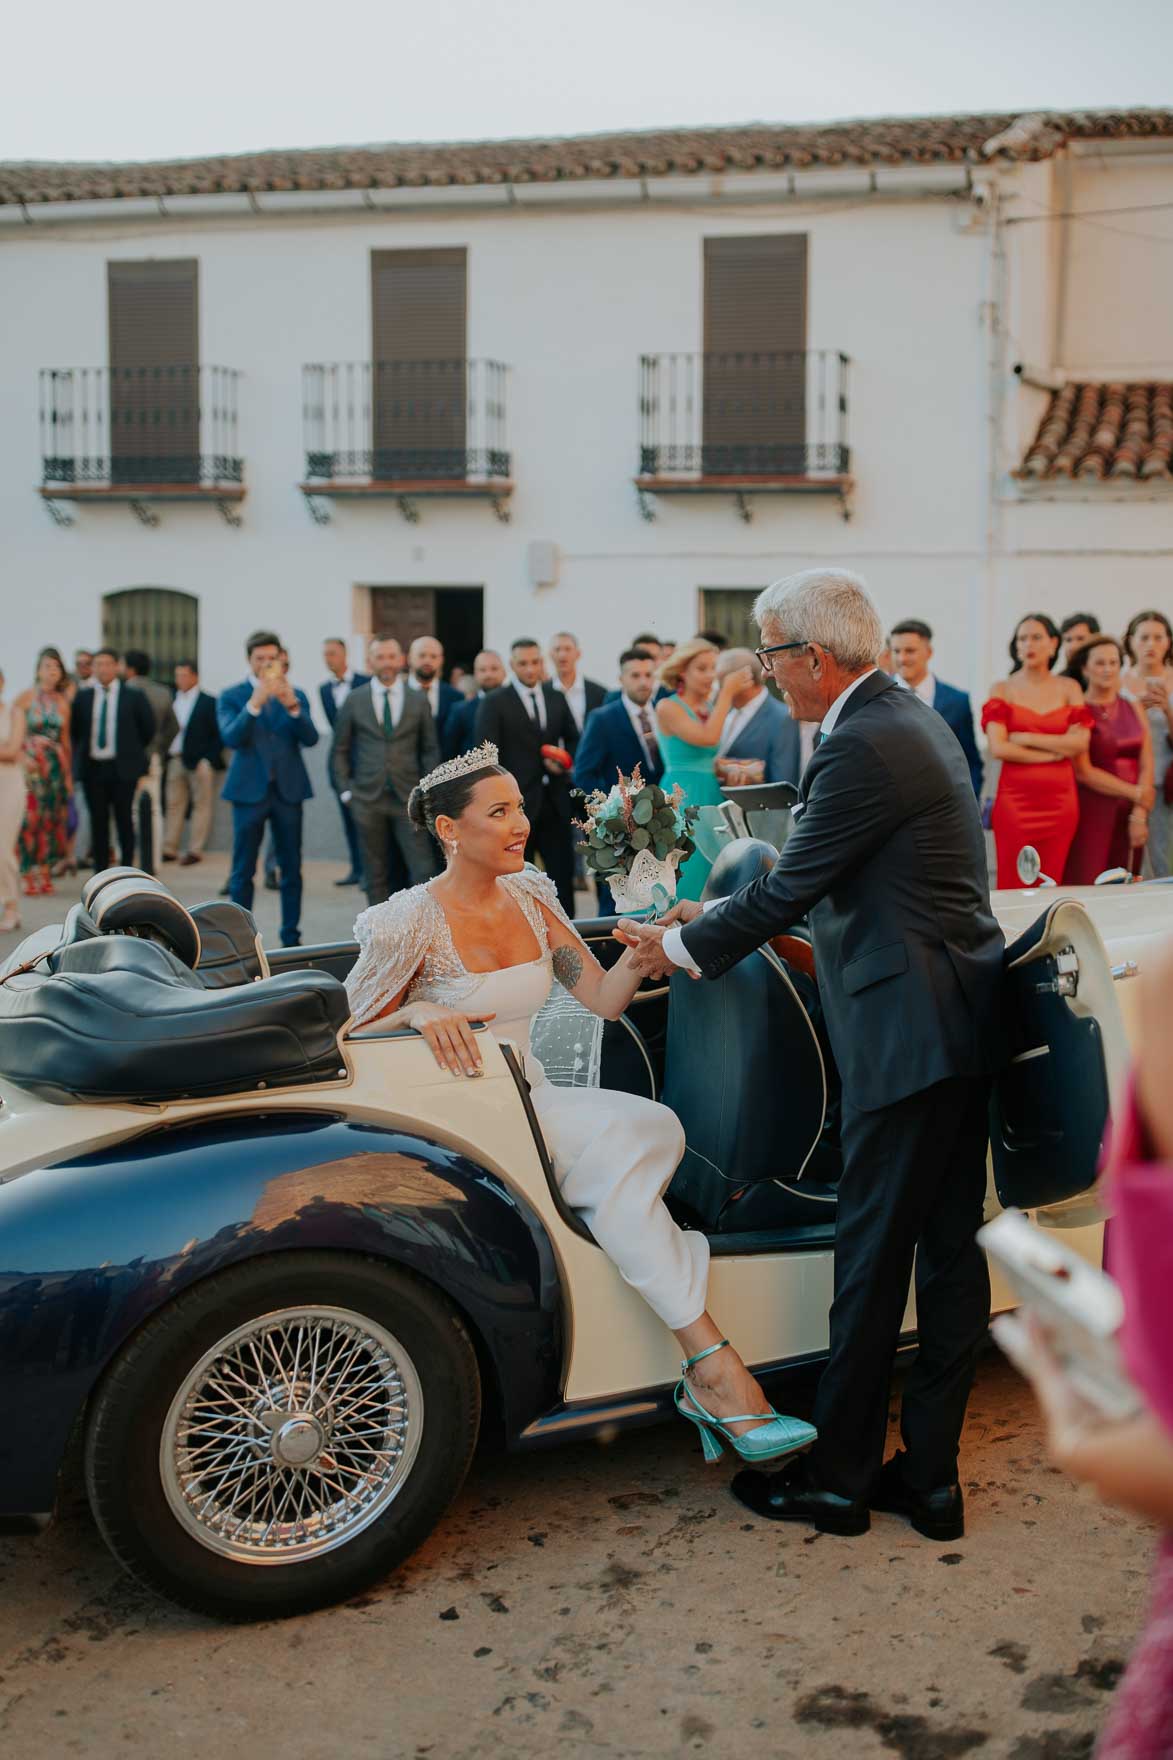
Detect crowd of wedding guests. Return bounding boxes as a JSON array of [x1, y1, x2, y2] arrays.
[[2, 603, 1170, 941]]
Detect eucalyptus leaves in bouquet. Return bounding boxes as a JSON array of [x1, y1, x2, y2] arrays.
[[572, 768, 700, 917]]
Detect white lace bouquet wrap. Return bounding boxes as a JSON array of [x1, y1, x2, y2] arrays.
[[572, 768, 699, 919], [607, 846, 680, 916]]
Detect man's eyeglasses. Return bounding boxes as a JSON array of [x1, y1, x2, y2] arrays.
[[754, 640, 809, 668]]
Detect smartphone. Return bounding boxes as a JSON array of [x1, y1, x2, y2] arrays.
[[979, 1209, 1143, 1421]]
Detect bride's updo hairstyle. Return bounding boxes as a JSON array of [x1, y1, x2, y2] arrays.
[[407, 742, 509, 846]]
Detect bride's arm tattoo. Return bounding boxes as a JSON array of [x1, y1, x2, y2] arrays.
[[552, 945, 585, 992]]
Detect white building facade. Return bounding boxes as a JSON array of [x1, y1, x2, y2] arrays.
[[2, 108, 1171, 712]]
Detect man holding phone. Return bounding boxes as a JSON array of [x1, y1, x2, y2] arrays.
[[217, 629, 318, 947]]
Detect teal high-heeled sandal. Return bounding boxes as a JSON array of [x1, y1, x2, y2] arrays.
[[675, 1339, 817, 1465]]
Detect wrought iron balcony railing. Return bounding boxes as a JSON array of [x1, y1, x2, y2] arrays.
[[638, 349, 850, 480], [39, 365, 243, 489], [302, 359, 511, 483]]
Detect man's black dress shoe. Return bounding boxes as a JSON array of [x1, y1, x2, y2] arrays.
[[264, 870, 280, 891], [334, 873, 361, 887], [731, 1456, 870, 1536], [868, 1452, 964, 1541]]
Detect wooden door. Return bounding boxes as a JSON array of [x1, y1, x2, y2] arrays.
[[102, 587, 199, 684]]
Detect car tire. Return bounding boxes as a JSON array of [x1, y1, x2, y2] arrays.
[[84, 1252, 481, 1621]]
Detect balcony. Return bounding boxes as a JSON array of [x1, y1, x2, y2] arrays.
[[300, 358, 512, 523], [38, 366, 245, 526], [636, 349, 852, 520]]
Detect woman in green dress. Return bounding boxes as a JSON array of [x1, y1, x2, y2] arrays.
[[656, 639, 755, 902]]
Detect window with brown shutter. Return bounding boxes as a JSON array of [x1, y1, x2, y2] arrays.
[[370, 248, 467, 478], [107, 259, 199, 485], [702, 235, 807, 475]]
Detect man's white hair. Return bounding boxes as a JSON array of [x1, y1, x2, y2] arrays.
[[753, 568, 885, 672]]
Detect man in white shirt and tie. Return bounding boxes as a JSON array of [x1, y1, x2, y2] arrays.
[[407, 635, 462, 755], [473, 637, 580, 913], [319, 637, 370, 885], [549, 631, 606, 737], [331, 635, 440, 904]]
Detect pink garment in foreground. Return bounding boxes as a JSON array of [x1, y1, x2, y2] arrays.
[[1094, 1082, 1173, 1759]]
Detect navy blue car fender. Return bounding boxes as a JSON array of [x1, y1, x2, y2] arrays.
[[0, 1110, 564, 1517]]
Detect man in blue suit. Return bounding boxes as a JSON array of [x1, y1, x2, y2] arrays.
[[445, 649, 506, 758], [218, 629, 319, 947], [713, 647, 801, 785], [603, 633, 672, 706], [575, 648, 666, 796], [574, 648, 665, 916], [888, 620, 983, 798], [319, 637, 370, 887]]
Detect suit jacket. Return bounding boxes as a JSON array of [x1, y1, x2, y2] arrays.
[[178, 691, 224, 770], [319, 672, 371, 729], [573, 698, 665, 796], [71, 682, 155, 784], [474, 682, 579, 824], [217, 681, 319, 805], [133, 677, 180, 762], [330, 681, 440, 808], [409, 679, 462, 753], [445, 693, 483, 760], [931, 679, 984, 798], [722, 694, 802, 786], [682, 671, 1005, 1112]]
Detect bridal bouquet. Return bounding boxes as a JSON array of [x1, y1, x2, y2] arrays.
[[572, 768, 700, 917]]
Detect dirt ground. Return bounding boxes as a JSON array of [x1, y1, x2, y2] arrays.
[[0, 1353, 1152, 1760]]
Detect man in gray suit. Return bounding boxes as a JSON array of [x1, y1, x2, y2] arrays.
[[713, 647, 801, 786], [331, 635, 441, 904]]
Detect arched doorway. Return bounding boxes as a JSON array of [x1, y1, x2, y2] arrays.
[[102, 587, 199, 686]]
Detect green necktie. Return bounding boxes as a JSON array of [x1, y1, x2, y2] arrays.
[[382, 689, 393, 736], [97, 688, 109, 749]]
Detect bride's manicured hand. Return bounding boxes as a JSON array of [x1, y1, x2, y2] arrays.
[[405, 1003, 496, 1078]]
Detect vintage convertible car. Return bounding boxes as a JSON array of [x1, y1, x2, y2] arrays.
[[0, 812, 1169, 1621]]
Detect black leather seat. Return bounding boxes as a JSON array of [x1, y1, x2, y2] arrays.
[[190, 900, 270, 988], [0, 936, 350, 1104], [660, 836, 838, 1234]]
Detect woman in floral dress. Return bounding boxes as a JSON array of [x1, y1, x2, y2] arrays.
[[16, 647, 72, 896]]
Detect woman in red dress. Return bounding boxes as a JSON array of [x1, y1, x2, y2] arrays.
[[1063, 635, 1154, 883], [981, 613, 1092, 888]]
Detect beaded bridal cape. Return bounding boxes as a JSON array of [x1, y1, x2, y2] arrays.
[[345, 865, 604, 1089]]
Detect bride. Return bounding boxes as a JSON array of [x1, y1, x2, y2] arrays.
[[345, 743, 815, 1466]]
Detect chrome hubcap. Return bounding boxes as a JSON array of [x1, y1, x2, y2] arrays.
[[160, 1305, 424, 1564]]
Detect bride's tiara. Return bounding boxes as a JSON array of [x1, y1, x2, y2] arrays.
[[418, 741, 500, 794]]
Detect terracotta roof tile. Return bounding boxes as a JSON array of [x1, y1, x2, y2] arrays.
[[1018, 383, 1173, 483], [2, 108, 1170, 207]]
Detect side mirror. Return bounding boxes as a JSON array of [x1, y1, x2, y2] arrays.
[[1093, 867, 1132, 886], [1016, 846, 1057, 888]]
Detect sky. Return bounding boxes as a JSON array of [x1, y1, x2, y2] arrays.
[[5, 0, 1172, 165]]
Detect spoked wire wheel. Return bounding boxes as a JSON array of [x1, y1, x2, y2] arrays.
[[159, 1305, 424, 1564]]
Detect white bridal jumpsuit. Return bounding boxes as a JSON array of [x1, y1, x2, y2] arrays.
[[345, 864, 709, 1331]]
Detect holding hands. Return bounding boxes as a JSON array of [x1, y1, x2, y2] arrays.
[[613, 898, 703, 980]]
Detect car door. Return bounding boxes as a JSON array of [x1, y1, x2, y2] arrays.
[[988, 897, 1132, 1226]]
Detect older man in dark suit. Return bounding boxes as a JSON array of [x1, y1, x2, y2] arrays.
[[331, 634, 440, 905], [474, 637, 579, 914], [620, 569, 1005, 1543]]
